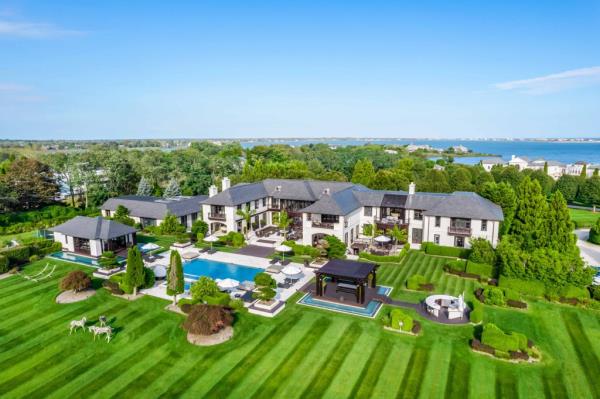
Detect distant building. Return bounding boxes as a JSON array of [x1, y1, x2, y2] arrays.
[[508, 155, 530, 171], [480, 157, 505, 172], [406, 144, 432, 152], [384, 149, 398, 155], [451, 145, 469, 153]]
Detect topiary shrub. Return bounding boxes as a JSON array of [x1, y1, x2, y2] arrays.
[[183, 304, 233, 336], [29, 255, 40, 263], [254, 272, 276, 288], [406, 274, 431, 291], [589, 218, 600, 245], [559, 285, 590, 301], [102, 280, 125, 295], [483, 287, 506, 307], [468, 237, 496, 265], [445, 259, 467, 273], [253, 286, 276, 302], [498, 277, 546, 298], [390, 309, 414, 332], [99, 251, 120, 269], [421, 242, 471, 259], [190, 276, 219, 303], [60, 270, 92, 292], [143, 267, 156, 288], [481, 323, 521, 353]]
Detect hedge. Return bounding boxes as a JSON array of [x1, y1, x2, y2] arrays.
[[470, 302, 484, 324], [481, 323, 527, 353], [0, 245, 31, 266], [445, 259, 467, 273], [0, 255, 8, 273], [390, 309, 414, 332], [589, 219, 600, 245], [465, 261, 494, 279], [421, 242, 471, 259], [559, 285, 590, 301], [498, 277, 546, 298], [483, 287, 506, 307], [359, 249, 407, 264]]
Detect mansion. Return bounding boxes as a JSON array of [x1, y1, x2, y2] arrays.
[[201, 178, 503, 249]]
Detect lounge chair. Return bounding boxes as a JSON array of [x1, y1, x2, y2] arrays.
[[269, 257, 280, 265], [240, 281, 256, 291], [266, 264, 284, 274], [280, 259, 290, 266], [198, 247, 209, 254], [207, 248, 217, 255]]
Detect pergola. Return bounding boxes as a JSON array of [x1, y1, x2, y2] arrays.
[[315, 259, 378, 304]]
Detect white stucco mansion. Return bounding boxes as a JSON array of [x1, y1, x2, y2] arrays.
[[201, 178, 503, 249]]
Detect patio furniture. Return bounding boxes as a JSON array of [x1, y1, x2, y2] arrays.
[[336, 282, 358, 294], [217, 278, 240, 291], [198, 247, 209, 253], [240, 281, 256, 291], [280, 259, 291, 266], [266, 264, 284, 274], [269, 257, 280, 265], [207, 248, 217, 255]]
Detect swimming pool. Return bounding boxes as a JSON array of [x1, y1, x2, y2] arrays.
[[183, 258, 263, 287], [48, 251, 126, 267], [298, 293, 383, 318]]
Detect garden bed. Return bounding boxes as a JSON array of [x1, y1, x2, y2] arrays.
[[187, 326, 233, 346], [56, 289, 96, 304]]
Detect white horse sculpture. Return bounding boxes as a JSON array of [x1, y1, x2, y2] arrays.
[[69, 317, 87, 334], [89, 325, 113, 342]]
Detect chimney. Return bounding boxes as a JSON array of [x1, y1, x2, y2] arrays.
[[408, 182, 416, 195], [322, 188, 330, 195], [209, 185, 218, 197], [222, 176, 231, 191], [276, 185, 282, 192]]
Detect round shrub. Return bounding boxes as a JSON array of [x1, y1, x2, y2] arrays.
[[143, 267, 156, 288], [60, 270, 91, 292], [589, 218, 600, 245], [254, 272, 276, 288], [483, 287, 506, 307], [253, 286, 276, 302], [470, 302, 484, 324], [29, 254, 40, 263], [205, 292, 231, 306]]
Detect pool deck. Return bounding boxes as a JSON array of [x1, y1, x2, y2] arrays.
[[142, 247, 314, 303]]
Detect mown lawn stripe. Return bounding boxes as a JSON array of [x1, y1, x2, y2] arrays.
[[542, 369, 568, 399], [396, 346, 429, 399], [561, 311, 600, 398], [202, 316, 302, 398], [348, 337, 392, 398], [299, 322, 362, 399], [251, 317, 331, 399], [443, 347, 470, 399], [495, 367, 518, 399]]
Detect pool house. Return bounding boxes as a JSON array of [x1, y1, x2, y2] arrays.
[[314, 259, 379, 304], [50, 216, 137, 258]]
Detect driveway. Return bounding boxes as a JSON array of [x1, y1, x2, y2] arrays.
[[575, 229, 600, 266]]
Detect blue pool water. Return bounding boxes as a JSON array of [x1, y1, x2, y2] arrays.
[[298, 294, 383, 318], [49, 251, 125, 267], [183, 258, 263, 287]]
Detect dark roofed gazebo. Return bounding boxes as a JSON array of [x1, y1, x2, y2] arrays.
[[315, 259, 378, 304]]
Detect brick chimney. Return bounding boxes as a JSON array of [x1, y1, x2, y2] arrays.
[[209, 185, 218, 197], [222, 176, 231, 191], [408, 182, 416, 195]]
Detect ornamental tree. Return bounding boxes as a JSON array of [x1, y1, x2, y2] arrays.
[[545, 191, 575, 253], [190, 276, 219, 303], [167, 250, 184, 305], [164, 178, 181, 198], [124, 246, 145, 296], [510, 177, 548, 251], [60, 270, 91, 292], [183, 304, 233, 336], [136, 177, 153, 196]]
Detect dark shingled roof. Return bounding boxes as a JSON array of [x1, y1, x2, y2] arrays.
[[317, 258, 377, 280], [423, 192, 504, 221], [101, 195, 206, 219], [50, 216, 137, 240], [381, 194, 407, 208]]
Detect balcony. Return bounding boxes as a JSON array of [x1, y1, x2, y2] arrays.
[[448, 226, 471, 236], [311, 221, 335, 229], [375, 217, 409, 231], [208, 213, 227, 221]]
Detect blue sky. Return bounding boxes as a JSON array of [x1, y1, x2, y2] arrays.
[[0, 0, 599, 139]]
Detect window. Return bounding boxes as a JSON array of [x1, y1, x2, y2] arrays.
[[262, 198, 266, 207], [364, 206, 372, 217], [237, 204, 242, 210], [435, 216, 441, 227], [481, 220, 487, 231], [454, 236, 465, 247], [191, 213, 198, 223], [411, 228, 423, 244], [254, 200, 259, 209], [414, 210, 423, 220], [434, 234, 440, 244]]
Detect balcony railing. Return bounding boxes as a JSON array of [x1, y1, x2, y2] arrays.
[[208, 213, 227, 221], [311, 221, 335, 229], [448, 226, 471, 236], [375, 218, 409, 228]]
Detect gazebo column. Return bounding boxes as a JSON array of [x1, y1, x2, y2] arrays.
[[360, 282, 366, 303], [356, 284, 361, 303], [371, 270, 377, 288]]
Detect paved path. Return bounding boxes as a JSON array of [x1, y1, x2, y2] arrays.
[[575, 229, 600, 266]]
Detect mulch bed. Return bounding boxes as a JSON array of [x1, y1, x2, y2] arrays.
[[56, 289, 96, 304], [187, 326, 233, 346]]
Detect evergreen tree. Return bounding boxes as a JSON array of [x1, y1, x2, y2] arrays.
[[167, 251, 184, 305], [509, 177, 548, 251], [553, 174, 581, 202], [164, 178, 181, 197], [594, 168, 599, 177], [125, 246, 144, 296], [351, 159, 376, 187], [479, 181, 517, 235], [136, 177, 153, 196], [580, 164, 587, 177], [543, 161, 548, 175], [545, 191, 575, 252]]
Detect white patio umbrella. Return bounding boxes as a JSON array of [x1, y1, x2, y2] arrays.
[[281, 265, 302, 276], [204, 235, 219, 250], [140, 242, 160, 251], [275, 244, 293, 261], [153, 265, 167, 279], [374, 235, 391, 243], [217, 278, 239, 291]]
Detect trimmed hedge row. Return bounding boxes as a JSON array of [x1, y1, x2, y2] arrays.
[[498, 277, 546, 297], [499, 277, 591, 303], [406, 274, 434, 291], [359, 247, 408, 263], [466, 261, 494, 278], [474, 287, 528, 309], [0, 255, 8, 273], [443, 259, 494, 280], [481, 323, 528, 353], [421, 242, 471, 259]]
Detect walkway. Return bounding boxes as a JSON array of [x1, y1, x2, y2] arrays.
[[235, 245, 274, 258], [576, 229, 600, 266]]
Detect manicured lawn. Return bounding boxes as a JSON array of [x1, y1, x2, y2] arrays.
[[570, 208, 600, 228], [0, 230, 38, 245], [1, 257, 600, 398]]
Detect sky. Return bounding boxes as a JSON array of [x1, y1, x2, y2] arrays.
[[0, 0, 599, 140]]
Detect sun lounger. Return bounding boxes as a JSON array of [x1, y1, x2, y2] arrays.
[[266, 264, 284, 274], [207, 248, 217, 255], [198, 247, 209, 253], [269, 257, 280, 265], [280, 259, 290, 266]]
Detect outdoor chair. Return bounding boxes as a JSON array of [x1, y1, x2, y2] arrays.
[[281, 259, 290, 266], [198, 247, 209, 253], [207, 248, 217, 255], [269, 257, 280, 265]]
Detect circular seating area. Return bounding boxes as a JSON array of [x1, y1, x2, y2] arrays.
[[425, 293, 467, 321]]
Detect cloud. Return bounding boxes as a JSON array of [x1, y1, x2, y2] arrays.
[[494, 66, 600, 94], [0, 20, 83, 38]]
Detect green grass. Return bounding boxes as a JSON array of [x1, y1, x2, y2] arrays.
[[569, 208, 600, 228], [1, 256, 600, 398], [0, 230, 38, 245]]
